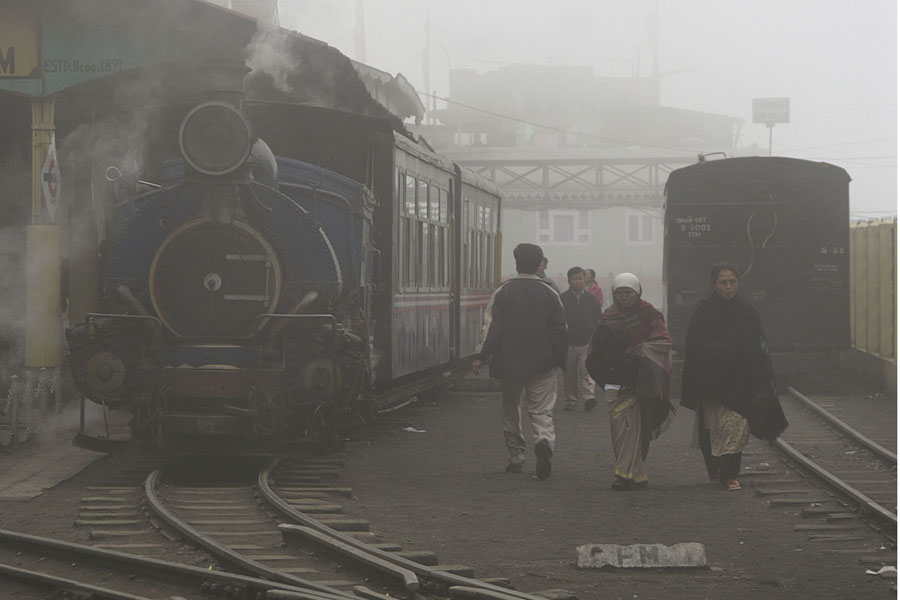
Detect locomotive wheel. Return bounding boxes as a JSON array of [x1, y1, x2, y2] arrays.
[[85, 352, 127, 396]]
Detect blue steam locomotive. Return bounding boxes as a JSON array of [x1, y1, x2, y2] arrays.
[[66, 67, 501, 453]]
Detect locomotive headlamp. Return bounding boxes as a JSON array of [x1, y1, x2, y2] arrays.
[[178, 102, 253, 176]]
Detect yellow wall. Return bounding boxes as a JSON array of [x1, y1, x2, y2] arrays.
[[25, 225, 62, 367], [850, 218, 896, 359]]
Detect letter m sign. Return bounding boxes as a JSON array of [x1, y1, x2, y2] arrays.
[[0, 47, 14, 74]]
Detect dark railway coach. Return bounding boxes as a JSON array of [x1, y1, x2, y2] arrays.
[[664, 157, 851, 353]]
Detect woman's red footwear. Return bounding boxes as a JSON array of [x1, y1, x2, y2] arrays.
[[724, 479, 742, 491]]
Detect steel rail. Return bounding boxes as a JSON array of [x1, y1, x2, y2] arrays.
[[259, 458, 551, 600], [449, 586, 539, 600], [773, 437, 897, 528], [0, 561, 151, 600], [786, 386, 897, 464], [0, 527, 343, 599], [143, 469, 355, 600]]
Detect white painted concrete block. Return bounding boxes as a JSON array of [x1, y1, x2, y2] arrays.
[[576, 542, 707, 568]]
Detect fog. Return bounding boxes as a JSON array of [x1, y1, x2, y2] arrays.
[[279, 0, 897, 218]]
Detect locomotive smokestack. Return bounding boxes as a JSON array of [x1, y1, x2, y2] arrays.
[[199, 59, 251, 108]]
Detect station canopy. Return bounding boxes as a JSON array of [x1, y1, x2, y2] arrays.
[[0, 0, 412, 130]]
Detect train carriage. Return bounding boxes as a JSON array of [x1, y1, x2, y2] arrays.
[[457, 168, 502, 358], [391, 135, 456, 378], [664, 156, 851, 354]]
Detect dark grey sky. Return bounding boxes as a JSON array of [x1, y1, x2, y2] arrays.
[[279, 0, 897, 217]]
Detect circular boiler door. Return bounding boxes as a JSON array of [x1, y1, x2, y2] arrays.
[[149, 219, 282, 337]]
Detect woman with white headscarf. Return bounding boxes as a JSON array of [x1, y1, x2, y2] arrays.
[[586, 273, 674, 491]]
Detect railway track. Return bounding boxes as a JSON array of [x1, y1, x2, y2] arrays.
[[1, 452, 555, 600], [140, 455, 560, 600], [776, 386, 896, 535], [729, 383, 899, 589], [0, 526, 345, 599]]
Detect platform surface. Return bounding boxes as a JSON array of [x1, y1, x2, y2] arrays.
[[0, 433, 106, 500], [340, 374, 897, 600]]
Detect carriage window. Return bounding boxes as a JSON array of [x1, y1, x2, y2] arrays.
[[477, 232, 485, 288], [443, 227, 450, 286], [430, 186, 438, 221], [439, 189, 448, 223], [405, 175, 416, 215], [418, 179, 428, 219], [482, 234, 489, 288], [430, 224, 439, 287], [419, 221, 429, 287], [481, 233, 488, 288], [462, 239, 468, 288], [484, 233, 491, 288], [487, 234, 495, 287], [399, 217, 408, 288], [471, 231, 478, 288], [437, 227, 446, 287], [408, 219, 418, 287]]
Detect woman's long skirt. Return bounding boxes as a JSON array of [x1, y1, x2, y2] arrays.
[[692, 397, 750, 481], [606, 389, 648, 483]]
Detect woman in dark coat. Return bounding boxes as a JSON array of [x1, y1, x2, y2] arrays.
[[680, 263, 788, 491]]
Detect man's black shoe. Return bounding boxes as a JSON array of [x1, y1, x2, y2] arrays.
[[505, 463, 523, 473], [584, 398, 597, 412], [534, 440, 552, 480]]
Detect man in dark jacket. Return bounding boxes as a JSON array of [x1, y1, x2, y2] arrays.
[[560, 266, 602, 411], [537, 256, 561, 293], [472, 243, 568, 479]]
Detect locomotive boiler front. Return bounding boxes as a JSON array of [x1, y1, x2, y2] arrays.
[[148, 218, 282, 338], [67, 97, 373, 451]]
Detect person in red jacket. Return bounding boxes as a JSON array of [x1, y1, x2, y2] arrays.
[[584, 269, 604, 309]]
